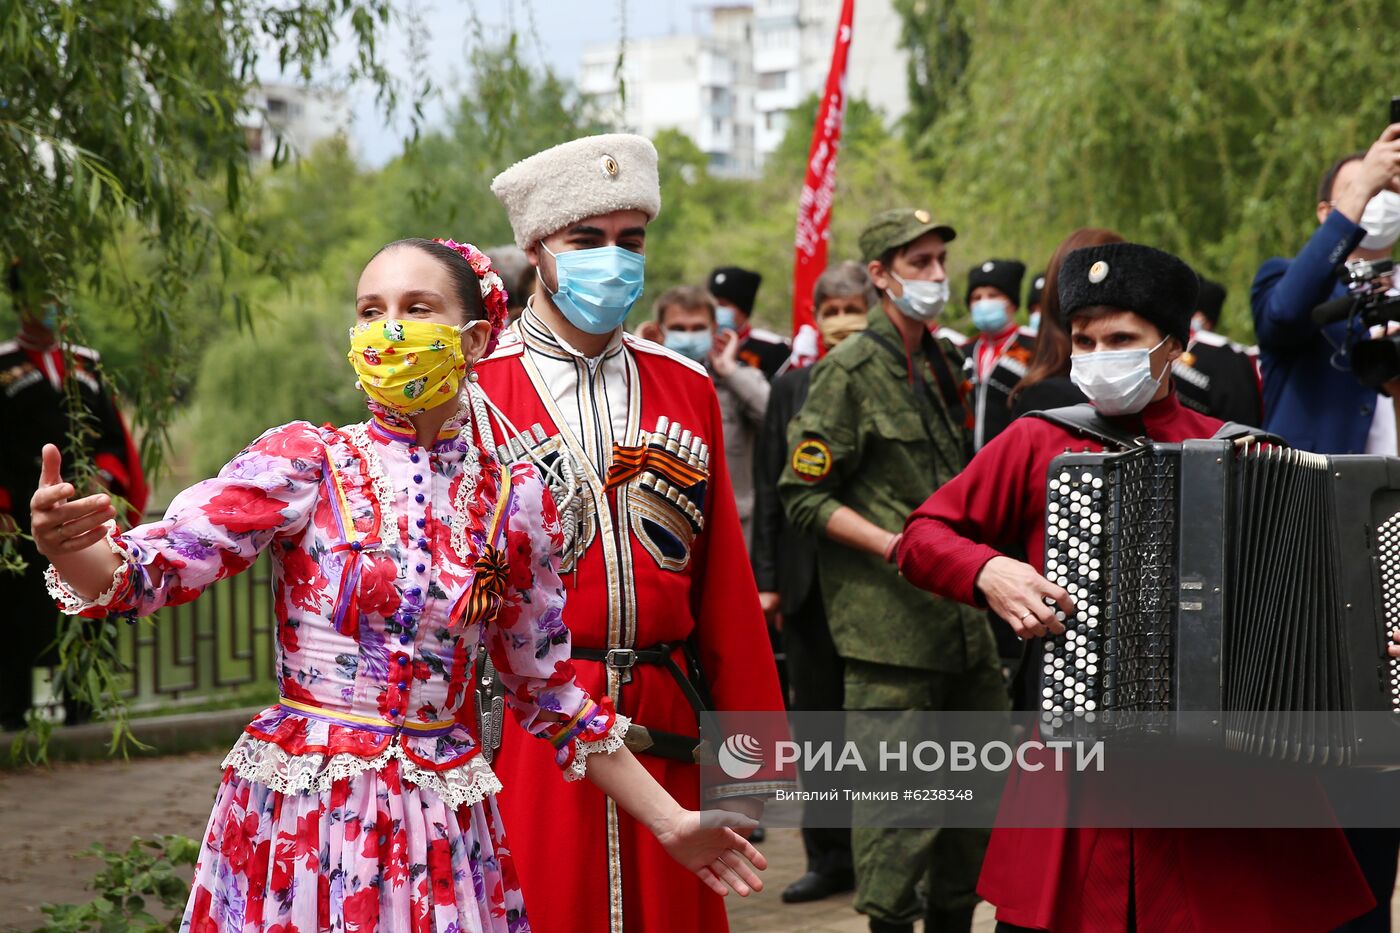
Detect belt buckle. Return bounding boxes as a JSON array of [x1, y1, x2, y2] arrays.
[[605, 648, 637, 670]]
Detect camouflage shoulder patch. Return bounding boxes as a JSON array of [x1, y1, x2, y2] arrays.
[[791, 438, 833, 482]]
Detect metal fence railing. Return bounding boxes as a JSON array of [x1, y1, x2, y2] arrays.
[[29, 514, 280, 720], [117, 549, 278, 713]]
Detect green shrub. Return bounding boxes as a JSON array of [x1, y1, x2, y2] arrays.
[[34, 835, 199, 933]]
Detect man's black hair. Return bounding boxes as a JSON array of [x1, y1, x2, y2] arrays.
[[1318, 153, 1366, 203]]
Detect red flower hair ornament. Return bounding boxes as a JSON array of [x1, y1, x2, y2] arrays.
[[434, 238, 511, 356]]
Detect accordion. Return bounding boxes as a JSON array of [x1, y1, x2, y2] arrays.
[[1039, 439, 1400, 766]]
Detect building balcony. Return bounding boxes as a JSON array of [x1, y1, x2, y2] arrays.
[[705, 96, 734, 119], [754, 44, 800, 74], [698, 53, 735, 87], [754, 0, 799, 23], [698, 126, 736, 154], [754, 85, 802, 113]]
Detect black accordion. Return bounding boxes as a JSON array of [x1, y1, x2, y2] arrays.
[[1039, 439, 1400, 766]]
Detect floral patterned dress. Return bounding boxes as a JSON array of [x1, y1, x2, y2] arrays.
[[48, 401, 627, 932]]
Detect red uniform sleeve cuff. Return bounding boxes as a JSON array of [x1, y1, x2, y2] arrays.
[[94, 453, 130, 493], [897, 518, 1003, 608]]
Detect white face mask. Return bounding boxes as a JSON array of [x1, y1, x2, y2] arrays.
[[887, 272, 949, 322], [1360, 190, 1400, 250], [1070, 336, 1169, 416]]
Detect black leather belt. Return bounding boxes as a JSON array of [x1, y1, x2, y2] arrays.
[[573, 642, 711, 763]]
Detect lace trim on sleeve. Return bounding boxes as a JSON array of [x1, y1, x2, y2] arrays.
[[563, 714, 631, 783], [44, 522, 133, 613]]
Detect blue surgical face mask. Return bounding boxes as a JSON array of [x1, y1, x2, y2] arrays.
[[663, 328, 713, 363], [541, 243, 646, 336], [1028, 311, 1042, 334], [715, 305, 739, 334], [27, 303, 60, 330], [970, 298, 1011, 334]]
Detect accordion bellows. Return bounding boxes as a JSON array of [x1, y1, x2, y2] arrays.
[[1041, 440, 1400, 766]]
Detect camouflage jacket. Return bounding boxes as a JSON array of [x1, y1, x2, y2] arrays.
[[779, 306, 994, 672]]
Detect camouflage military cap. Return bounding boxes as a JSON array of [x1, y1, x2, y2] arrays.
[[858, 208, 957, 263]]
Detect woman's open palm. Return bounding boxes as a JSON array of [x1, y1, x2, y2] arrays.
[[655, 809, 768, 897]]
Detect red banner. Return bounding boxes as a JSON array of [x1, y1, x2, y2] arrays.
[[789, 0, 855, 368]]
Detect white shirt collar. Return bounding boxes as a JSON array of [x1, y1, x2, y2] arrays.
[[520, 302, 624, 361]]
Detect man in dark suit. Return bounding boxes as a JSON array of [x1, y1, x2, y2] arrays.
[[1251, 125, 1400, 933], [751, 260, 871, 904], [1252, 126, 1400, 453]]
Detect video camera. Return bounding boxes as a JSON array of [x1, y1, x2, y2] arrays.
[[1312, 258, 1400, 388]]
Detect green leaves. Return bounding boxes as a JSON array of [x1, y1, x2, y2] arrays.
[[0, 0, 422, 762], [895, 0, 971, 154], [894, 0, 1400, 338], [35, 834, 199, 933], [182, 36, 607, 475]]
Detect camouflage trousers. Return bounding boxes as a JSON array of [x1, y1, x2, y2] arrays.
[[843, 656, 1009, 925]]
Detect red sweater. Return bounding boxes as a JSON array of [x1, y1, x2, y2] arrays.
[[898, 394, 1372, 932]]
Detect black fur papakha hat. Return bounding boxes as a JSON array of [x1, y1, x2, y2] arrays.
[[1058, 243, 1199, 344]]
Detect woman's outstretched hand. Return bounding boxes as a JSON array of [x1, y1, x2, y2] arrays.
[[30, 444, 115, 557], [653, 808, 767, 897], [29, 443, 122, 601]]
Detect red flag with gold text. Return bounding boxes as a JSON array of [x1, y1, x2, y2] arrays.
[[789, 0, 854, 368]]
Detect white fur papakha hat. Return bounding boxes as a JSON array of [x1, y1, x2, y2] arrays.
[[491, 133, 662, 250]]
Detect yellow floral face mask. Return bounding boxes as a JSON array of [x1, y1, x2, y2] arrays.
[[347, 319, 472, 414]]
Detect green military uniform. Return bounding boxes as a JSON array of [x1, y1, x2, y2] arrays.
[[781, 304, 991, 673], [779, 209, 1008, 931]]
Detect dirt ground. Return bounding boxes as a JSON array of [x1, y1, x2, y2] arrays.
[[0, 751, 218, 930], [0, 750, 994, 932], [7, 751, 1396, 932]]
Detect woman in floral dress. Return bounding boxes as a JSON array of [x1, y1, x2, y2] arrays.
[[30, 238, 765, 932]]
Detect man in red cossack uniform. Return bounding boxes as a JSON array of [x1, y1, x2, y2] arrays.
[[474, 133, 791, 933], [1, 262, 147, 729], [896, 241, 1374, 932]]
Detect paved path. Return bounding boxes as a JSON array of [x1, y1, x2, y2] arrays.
[[0, 750, 987, 932], [0, 751, 217, 930], [725, 825, 994, 932], [4, 751, 1394, 932]]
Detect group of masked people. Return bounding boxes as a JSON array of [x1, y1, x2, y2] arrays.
[[23, 127, 1398, 933], [33, 134, 781, 933], [747, 193, 1400, 932], [745, 214, 1284, 929]]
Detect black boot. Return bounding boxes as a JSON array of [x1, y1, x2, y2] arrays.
[[868, 920, 914, 933], [924, 905, 976, 933], [781, 868, 855, 903]]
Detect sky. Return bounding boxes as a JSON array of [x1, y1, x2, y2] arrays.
[[311, 0, 704, 166]]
